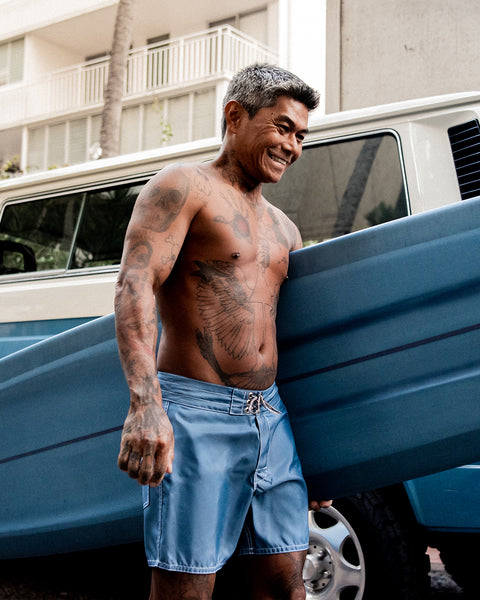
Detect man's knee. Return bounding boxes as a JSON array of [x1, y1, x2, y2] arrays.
[[242, 551, 307, 600], [149, 567, 216, 600], [264, 576, 306, 600], [288, 587, 306, 600]]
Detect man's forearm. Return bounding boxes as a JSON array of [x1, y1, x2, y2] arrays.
[[115, 273, 161, 406], [115, 273, 175, 485]]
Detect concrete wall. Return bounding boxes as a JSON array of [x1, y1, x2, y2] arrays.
[[330, 0, 480, 111], [24, 35, 83, 80]]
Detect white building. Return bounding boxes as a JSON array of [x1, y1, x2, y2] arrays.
[[0, 0, 327, 173]]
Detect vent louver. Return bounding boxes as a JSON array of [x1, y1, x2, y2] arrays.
[[448, 119, 480, 200]]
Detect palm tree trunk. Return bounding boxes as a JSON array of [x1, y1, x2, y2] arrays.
[[100, 0, 137, 159]]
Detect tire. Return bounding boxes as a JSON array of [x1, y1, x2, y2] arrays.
[[304, 487, 430, 600], [438, 533, 478, 597]]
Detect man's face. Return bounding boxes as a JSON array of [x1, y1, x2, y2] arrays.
[[234, 95, 309, 185]]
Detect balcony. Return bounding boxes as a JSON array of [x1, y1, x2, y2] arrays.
[[0, 26, 278, 131]]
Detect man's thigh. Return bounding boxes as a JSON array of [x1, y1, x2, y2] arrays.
[[213, 551, 307, 600]]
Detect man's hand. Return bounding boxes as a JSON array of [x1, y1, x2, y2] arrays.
[[117, 401, 174, 487], [309, 500, 333, 511]]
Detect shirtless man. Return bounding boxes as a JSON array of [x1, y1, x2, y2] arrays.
[[115, 64, 328, 600]]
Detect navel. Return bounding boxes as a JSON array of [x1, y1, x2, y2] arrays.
[[231, 252, 241, 259]]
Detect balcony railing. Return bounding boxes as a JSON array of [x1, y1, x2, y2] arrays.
[[0, 26, 278, 130]]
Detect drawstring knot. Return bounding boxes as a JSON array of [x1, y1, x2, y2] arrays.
[[245, 392, 281, 415]]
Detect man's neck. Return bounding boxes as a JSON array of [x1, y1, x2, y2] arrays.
[[212, 149, 262, 198]]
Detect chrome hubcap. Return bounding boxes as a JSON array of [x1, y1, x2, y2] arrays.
[[304, 508, 365, 600]]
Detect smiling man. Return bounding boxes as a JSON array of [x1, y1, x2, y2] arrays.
[[115, 64, 322, 599]]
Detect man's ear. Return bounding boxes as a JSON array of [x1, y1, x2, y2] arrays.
[[224, 100, 245, 134]]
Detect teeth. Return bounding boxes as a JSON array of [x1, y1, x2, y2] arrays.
[[270, 154, 287, 166]]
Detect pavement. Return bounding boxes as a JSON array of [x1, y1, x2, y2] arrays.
[[429, 547, 465, 599], [0, 545, 465, 599]]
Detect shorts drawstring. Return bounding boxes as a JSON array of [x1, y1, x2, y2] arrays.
[[245, 392, 281, 415]]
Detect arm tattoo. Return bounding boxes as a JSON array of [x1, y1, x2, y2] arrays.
[[141, 172, 190, 233], [144, 188, 186, 233], [125, 241, 153, 269]]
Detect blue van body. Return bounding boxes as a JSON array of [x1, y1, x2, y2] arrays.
[[405, 466, 480, 531]]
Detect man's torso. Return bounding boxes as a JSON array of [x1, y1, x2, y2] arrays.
[[156, 163, 297, 390]]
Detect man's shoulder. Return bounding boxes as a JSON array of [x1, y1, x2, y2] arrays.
[[150, 161, 204, 186], [141, 161, 215, 207], [263, 197, 291, 226], [263, 198, 302, 250]]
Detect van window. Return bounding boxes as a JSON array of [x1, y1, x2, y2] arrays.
[[70, 184, 141, 269], [263, 132, 408, 245], [0, 182, 142, 275], [0, 194, 83, 273]]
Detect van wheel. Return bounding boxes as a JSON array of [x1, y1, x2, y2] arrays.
[[304, 506, 365, 599], [305, 488, 429, 600]]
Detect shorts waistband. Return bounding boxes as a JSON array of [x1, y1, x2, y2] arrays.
[[157, 371, 281, 416]]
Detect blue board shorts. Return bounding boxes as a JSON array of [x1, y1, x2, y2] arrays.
[[143, 371, 309, 574]]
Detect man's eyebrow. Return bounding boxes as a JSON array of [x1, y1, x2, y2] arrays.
[[277, 114, 309, 135]]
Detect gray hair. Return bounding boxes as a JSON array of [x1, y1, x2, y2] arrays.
[[221, 63, 320, 137]]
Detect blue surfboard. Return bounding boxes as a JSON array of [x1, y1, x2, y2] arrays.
[[277, 195, 480, 499], [1, 196, 480, 557]]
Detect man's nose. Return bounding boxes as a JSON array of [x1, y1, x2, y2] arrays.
[[282, 133, 302, 159]]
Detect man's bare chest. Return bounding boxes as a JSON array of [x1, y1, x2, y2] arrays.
[[185, 195, 291, 278]]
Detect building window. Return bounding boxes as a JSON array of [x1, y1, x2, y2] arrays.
[[0, 127, 22, 166], [193, 89, 216, 140], [210, 7, 268, 45], [121, 89, 215, 155], [27, 114, 101, 172], [69, 118, 88, 165], [0, 38, 24, 86], [27, 127, 46, 173], [26, 88, 216, 172], [48, 123, 66, 168]]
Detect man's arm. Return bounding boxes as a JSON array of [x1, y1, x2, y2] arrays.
[[291, 223, 303, 251], [115, 164, 195, 486]]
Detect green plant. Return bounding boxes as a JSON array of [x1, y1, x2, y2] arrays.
[[151, 98, 173, 144], [0, 155, 22, 179]]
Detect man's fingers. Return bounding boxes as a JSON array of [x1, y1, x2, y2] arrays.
[[309, 499, 333, 511], [118, 440, 145, 480], [137, 442, 156, 485], [117, 441, 132, 472], [149, 452, 172, 487], [127, 449, 142, 479], [149, 445, 174, 487], [118, 439, 174, 486]]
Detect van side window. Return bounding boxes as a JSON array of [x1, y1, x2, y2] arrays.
[[0, 182, 142, 276], [70, 184, 141, 269], [263, 133, 408, 245], [0, 194, 83, 274]]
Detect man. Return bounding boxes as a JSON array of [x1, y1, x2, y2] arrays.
[[115, 64, 329, 600]]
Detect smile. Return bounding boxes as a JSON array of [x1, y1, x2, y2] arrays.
[[268, 153, 288, 166]]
